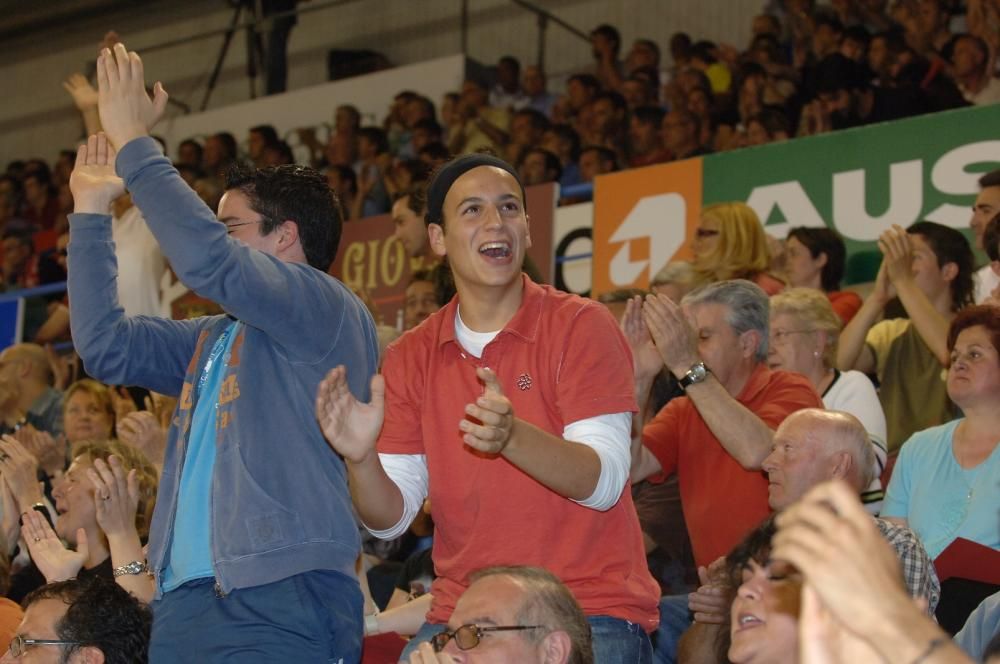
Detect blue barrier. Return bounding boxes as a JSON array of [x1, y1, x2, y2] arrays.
[[559, 182, 594, 200], [0, 281, 68, 351]]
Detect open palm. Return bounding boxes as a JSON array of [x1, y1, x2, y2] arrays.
[[315, 366, 384, 464], [69, 133, 125, 211]]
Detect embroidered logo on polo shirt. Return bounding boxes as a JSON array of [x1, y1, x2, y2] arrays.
[[516, 373, 533, 391]]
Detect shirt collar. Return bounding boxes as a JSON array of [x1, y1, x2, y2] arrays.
[[437, 274, 543, 347], [734, 363, 772, 404]]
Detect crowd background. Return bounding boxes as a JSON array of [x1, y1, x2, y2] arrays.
[[0, 0, 998, 662]]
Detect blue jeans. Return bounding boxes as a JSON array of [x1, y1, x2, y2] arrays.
[[150, 571, 363, 663], [399, 616, 651, 663], [652, 594, 693, 664]]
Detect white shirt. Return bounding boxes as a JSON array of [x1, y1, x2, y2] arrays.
[[112, 204, 166, 317], [974, 264, 1000, 304]]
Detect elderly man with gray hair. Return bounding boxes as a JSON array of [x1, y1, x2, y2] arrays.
[[624, 279, 823, 663]]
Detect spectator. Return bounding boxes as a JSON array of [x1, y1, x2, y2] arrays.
[[318, 153, 659, 660], [63, 379, 115, 452], [202, 131, 238, 180], [353, 126, 392, 219], [417, 142, 451, 170], [21, 171, 60, 232], [0, 343, 63, 437], [70, 44, 378, 661], [625, 280, 822, 661], [518, 148, 562, 186], [564, 73, 601, 120], [905, 0, 953, 56], [744, 108, 792, 146], [882, 305, 1000, 559], [971, 170, 1000, 303], [577, 145, 617, 184], [649, 261, 696, 302], [690, 202, 784, 295], [627, 106, 669, 168], [621, 70, 659, 110], [838, 222, 974, 453], [590, 23, 625, 90], [982, 213, 1000, 305], [661, 109, 709, 162], [391, 184, 433, 263], [952, 34, 1000, 106], [541, 124, 582, 188], [784, 226, 861, 322], [489, 55, 529, 110], [625, 38, 662, 76], [176, 138, 203, 170], [247, 124, 279, 168], [768, 289, 888, 511], [410, 118, 443, 154], [325, 164, 357, 220], [413, 566, 594, 664], [1, 230, 40, 290], [447, 79, 511, 156], [588, 91, 628, 159], [12, 576, 151, 664], [522, 65, 557, 118], [261, 140, 295, 167], [505, 109, 550, 166], [109, 193, 166, 318], [403, 269, 441, 330]]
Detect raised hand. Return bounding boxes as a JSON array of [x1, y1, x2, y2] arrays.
[[0, 435, 45, 510], [315, 366, 384, 464], [21, 510, 88, 583], [459, 368, 514, 454], [689, 557, 729, 624], [621, 295, 663, 383], [878, 224, 915, 288], [88, 456, 140, 541], [642, 293, 701, 378], [96, 42, 168, 151], [69, 132, 125, 214], [117, 411, 166, 467], [62, 73, 99, 111]]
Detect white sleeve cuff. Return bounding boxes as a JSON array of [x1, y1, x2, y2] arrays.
[[365, 453, 429, 540], [564, 412, 632, 511]]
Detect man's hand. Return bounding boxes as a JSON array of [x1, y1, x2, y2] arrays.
[[62, 73, 98, 111], [621, 295, 663, 384], [689, 557, 730, 624], [117, 411, 166, 466], [21, 510, 88, 583], [96, 42, 168, 151], [641, 294, 701, 378], [315, 366, 384, 465], [88, 456, 140, 541], [70, 133, 126, 214], [878, 225, 915, 288], [13, 426, 66, 479], [870, 260, 897, 305], [459, 368, 514, 454]]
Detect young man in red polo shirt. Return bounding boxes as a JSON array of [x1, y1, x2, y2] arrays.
[[317, 153, 659, 661]]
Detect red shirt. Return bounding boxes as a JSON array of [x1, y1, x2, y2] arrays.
[[828, 290, 862, 324], [379, 276, 660, 630], [641, 365, 822, 567]]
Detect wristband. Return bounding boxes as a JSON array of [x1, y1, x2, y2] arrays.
[[363, 611, 380, 636]]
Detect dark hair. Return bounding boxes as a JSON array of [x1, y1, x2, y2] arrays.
[[418, 142, 451, 163], [357, 127, 389, 155], [812, 53, 866, 95], [670, 31, 693, 58], [844, 25, 871, 49], [513, 108, 551, 133], [985, 212, 1000, 262], [591, 23, 621, 53], [521, 148, 562, 182], [567, 73, 600, 94], [946, 304, 1000, 360], [24, 576, 151, 664], [547, 124, 581, 160], [264, 140, 295, 165], [412, 118, 443, 137], [212, 132, 238, 160], [633, 38, 661, 63], [2, 229, 34, 251], [787, 226, 848, 291], [250, 124, 279, 146], [691, 40, 718, 65], [409, 267, 436, 286], [979, 168, 1000, 190], [593, 90, 627, 112], [225, 163, 343, 270], [747, 107, 791, 138], [498, 55, 520, 73], [632, 105, 666, 128], [178, 138, 204, 163], [814, 13, 844, 35], [327, 165, 357, 197], [393, 182, 428, 221], [579, 145, 618, 171], [907, 221, 975, 310], [336, 104, 361, 129]]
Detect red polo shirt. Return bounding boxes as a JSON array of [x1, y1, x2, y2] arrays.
[[641, 365, 822, 567], [379, 276, 660, 630]]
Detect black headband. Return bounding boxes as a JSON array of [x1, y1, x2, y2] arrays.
[[425, 153, 526, 226]]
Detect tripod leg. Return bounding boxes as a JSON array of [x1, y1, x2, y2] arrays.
[[201, 3, 244, 111]]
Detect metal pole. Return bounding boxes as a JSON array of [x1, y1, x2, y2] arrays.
[[460, 0, 469, 56]]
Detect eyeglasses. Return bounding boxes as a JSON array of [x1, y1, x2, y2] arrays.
[[431, 624, 544, 652], [694, 228, 720, 239], [222, 219, 263, 235], [770, 328, 815, 345], [8, 634, 82, 657]]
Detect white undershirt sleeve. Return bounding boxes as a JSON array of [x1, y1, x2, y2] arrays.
[[564, 411, 632, 511], [364, 453, 429, 540]]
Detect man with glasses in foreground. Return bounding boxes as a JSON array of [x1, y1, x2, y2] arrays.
[[6, 576, 150, 663], [407, 566, 593, 664]]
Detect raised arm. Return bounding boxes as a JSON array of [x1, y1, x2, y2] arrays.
[[642, 293, 777, 469], [836, 262, 893, 374]]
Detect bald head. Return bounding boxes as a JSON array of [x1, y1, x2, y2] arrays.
[[762, 409, 875, 509]]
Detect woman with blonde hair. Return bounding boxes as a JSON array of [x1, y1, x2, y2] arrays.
[[692, 202, 784, 294], [767, 288, 888, 512]]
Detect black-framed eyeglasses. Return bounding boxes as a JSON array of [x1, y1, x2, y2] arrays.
[[432, 624, 545, 652], [223, 220, 263, 235], [9, 634, 82, 657]]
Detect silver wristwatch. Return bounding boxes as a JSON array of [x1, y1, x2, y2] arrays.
[[678, 361, 709, 390], [112, 560, 148, 577]]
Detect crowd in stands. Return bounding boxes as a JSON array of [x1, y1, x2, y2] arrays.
[[0, 1, 997, 663]]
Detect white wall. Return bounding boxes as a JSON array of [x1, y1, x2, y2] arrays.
[[2, 0, 762, 165]]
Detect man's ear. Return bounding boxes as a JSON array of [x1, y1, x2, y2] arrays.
[[816, 251, 828, 269], [428, 223, 447, 258], [739, 329, 760, 360], [276, 220, 300, 251], [540, 630, 572, 664], [828, 450, 852, 482], [940, 260, 958, 283], [72, 645, 105, 664]]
